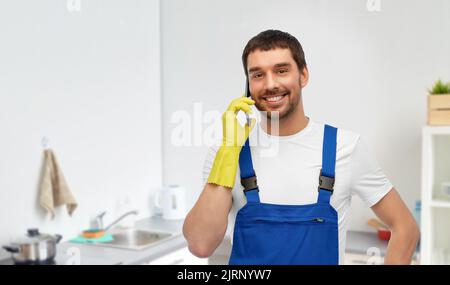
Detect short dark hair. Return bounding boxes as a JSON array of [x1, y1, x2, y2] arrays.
[[242, 30, 307, 77]]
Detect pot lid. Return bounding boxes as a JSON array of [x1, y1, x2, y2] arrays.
[[13, 229, 56, 245]]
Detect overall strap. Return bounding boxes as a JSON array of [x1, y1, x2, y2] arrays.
[[239, 139, 260, 203], [317, 124, 337, 204]]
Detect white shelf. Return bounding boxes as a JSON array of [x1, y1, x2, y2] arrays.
[[430, 200, 450, 208], [421, 126, 450, 264], [423, 125, 450, 135]]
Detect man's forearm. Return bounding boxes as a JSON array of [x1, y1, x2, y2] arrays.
[[370, 189, 420, 265], [384, 224, 420, 264], [183, 183, 232, 258]]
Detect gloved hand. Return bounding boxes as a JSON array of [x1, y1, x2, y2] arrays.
[[207, 96, 256, 189]]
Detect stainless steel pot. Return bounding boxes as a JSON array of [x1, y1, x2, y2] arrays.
[[2, 228, 62, 265]]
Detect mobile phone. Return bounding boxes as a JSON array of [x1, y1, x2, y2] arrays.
[[245, 78, 251, 126], [245, 78, 251, 97]]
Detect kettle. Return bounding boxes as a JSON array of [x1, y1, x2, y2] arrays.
[[154, 185, 187, 220]]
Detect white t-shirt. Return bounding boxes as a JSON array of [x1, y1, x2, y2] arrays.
[[202, 117, 393, 264]]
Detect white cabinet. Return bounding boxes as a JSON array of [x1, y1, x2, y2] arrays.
[[146, 246, 208, 265], [344, 252, 419, 265], [345, 252, 377, 265], [421, 126, 450, 265]]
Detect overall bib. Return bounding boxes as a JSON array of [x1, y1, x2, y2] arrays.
[[228, 124, 339, 265]]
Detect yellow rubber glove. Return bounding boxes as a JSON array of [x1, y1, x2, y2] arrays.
[[207, 96, 256, 189]]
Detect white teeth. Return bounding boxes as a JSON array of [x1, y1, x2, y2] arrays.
[[266, 95, 284, 102]]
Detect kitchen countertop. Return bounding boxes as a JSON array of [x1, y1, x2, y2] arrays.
[[346, 231, 389, 255], [56, 215, 186, 265], [345, 230, 420, 260], [212, 230, 420, 261], [1, 217, 420, 265]]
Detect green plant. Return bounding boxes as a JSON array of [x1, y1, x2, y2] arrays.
[[429, 79, 450, 95]]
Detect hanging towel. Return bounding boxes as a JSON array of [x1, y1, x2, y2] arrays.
[[39, 149, 77, 219]]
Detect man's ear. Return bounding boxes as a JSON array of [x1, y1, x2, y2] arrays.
[[299, 66, 309, 88]]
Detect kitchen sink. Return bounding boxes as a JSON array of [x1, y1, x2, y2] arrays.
[[88, 228, 175, 251]]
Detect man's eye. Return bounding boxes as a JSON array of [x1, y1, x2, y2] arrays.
[[252, 73, 263, 79], [277, 69, 288, 74]]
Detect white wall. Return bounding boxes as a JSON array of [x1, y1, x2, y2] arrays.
[[1, 0, 449, 260], [161, 0, 450, 232], [0, 0, 162, 257]]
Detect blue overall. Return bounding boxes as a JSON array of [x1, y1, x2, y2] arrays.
[[228, 124, 339, 265]]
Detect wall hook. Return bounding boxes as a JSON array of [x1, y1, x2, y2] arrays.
[[41, 137, 50, 149]]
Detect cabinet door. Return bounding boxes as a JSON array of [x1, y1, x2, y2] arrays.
[[344, 253, 385, 265], [345, 252, 419, 265], [146, 247, 208, 265]]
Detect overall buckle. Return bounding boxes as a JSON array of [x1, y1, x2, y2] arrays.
[[318, 170, 334, 193], [241, 176, 258, 192]]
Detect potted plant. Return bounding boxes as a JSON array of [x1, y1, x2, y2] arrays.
[[428, 79, 450, 125]]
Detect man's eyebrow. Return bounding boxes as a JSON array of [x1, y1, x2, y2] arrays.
[[248, 67, 262, 74], [248, 62, 292, 74], [274, 62, 292, 68]]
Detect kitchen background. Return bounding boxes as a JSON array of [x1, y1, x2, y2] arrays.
[[1, 0, 450, 264]]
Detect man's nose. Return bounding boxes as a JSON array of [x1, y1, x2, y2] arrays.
[[264, 72, 280, 91]]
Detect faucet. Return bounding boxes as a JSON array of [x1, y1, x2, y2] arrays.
[[95, 210, 139, 232], [95, 211, 106, 229]]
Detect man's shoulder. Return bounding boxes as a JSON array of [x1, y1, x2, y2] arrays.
[[312, 120, 361, 153], [337, 126, 361, 144], [313, 120, 361, 143]]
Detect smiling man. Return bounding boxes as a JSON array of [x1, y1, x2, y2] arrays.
[[183, 30, 420, 265]]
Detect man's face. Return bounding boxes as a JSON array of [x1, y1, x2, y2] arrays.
[[247, 48, 308, 120]]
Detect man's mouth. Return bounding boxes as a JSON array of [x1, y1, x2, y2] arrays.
[[263, 92, 288, 104]]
